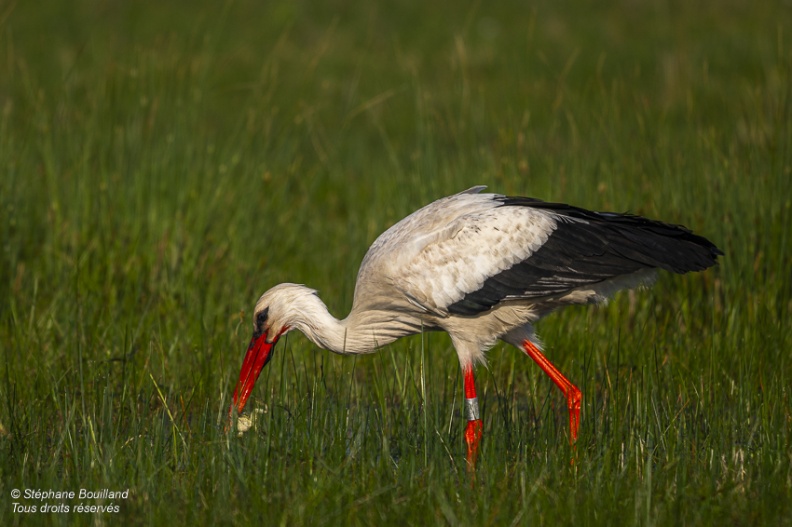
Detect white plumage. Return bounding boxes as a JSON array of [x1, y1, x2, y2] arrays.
[[231, 186, 721, 464], [371, 188, 556, 316]]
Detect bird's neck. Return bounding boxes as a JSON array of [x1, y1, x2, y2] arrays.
[[289, 293, 422, 355]]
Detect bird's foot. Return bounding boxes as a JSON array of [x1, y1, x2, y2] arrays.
[[567, 386, 581, 444], [464, 419, 483, 469]]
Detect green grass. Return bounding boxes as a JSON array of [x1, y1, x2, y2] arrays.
[[1, 0, 791, 525]]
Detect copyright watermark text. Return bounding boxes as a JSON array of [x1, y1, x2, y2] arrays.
[[9, 488, 130, 514]]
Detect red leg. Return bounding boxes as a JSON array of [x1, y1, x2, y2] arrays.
[[463, 364, 483, 468], [522, 340, 581, 443]]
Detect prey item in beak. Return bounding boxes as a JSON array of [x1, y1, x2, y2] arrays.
[[231, 331, 279, 415]]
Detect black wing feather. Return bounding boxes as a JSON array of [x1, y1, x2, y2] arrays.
[[447, 196, 722, 316]]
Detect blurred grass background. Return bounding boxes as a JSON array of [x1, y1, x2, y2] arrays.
[[1, 0, 790, 525]]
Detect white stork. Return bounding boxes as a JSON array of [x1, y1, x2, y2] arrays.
[[230, 186, 721, 466]]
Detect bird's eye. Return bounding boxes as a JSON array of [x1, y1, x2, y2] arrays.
[[252, 307, 270, 339], [256, 308, 269, 326]]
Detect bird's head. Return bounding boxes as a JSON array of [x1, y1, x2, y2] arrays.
[[230, 284, 317, 416]]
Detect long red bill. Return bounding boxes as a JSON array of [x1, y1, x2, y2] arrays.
[[231, 332, 277, 415]]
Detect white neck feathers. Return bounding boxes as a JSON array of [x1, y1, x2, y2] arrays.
[[260, 285, 421, 355]]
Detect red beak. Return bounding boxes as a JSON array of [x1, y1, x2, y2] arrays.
[[231, 331, 278, 415]]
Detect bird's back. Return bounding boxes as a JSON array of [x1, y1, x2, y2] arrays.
[[352, 187, 721, 320], [352, 187, 511, 313]]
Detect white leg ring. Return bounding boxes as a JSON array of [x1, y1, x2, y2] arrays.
[[465, 397, 480, 421]]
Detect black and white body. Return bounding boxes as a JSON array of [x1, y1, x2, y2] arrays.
[[231, 186, 721, 464]]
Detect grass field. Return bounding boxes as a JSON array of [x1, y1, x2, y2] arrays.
[[1, 0, 791, 525]]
